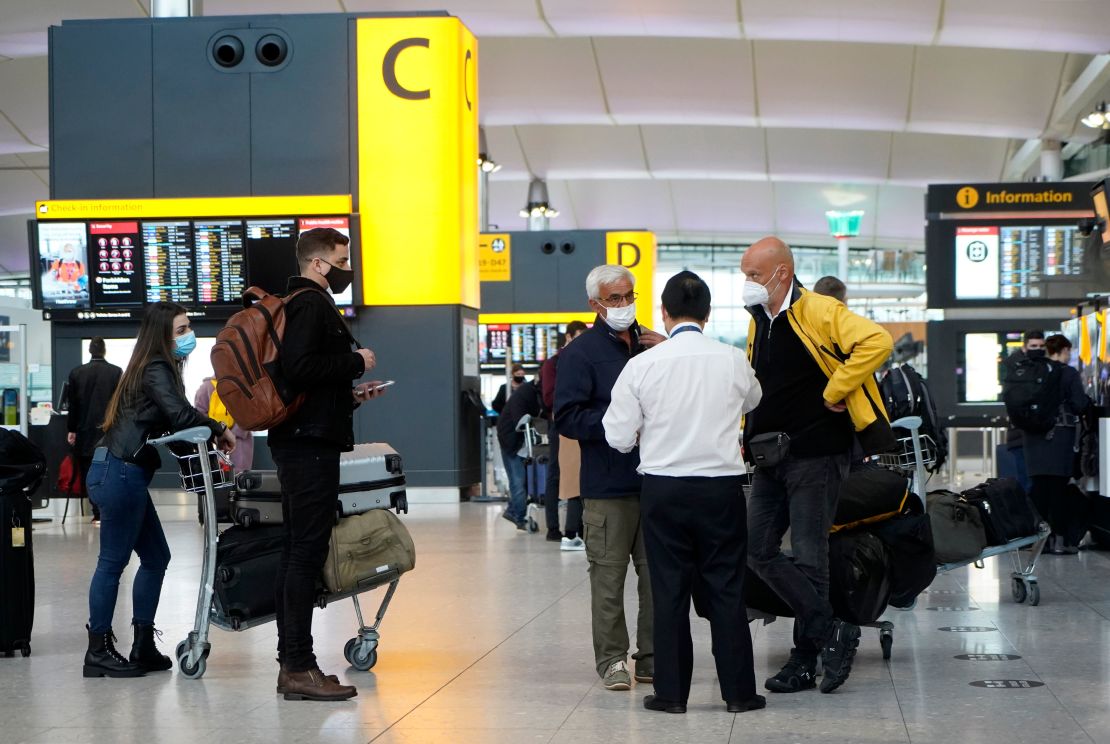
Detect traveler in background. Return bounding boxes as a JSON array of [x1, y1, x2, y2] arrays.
[[1023, 334, 1090, 555], [66, 337, 122, 525], [194, 376, 254, 472], [605, 271, 765, 715], [741, 237, 894, 695], [492, 363, 526, 414], [496, 375, 543, 530], [813, 275, 847, 304], [1002, 330, 1045, 494], [84, 303, 235, 678], [269, 227, 384, 702], [555, 264, 665, 691], [541, 320, 589, 547]]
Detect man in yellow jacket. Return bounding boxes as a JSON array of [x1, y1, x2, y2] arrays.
[[741, 237, 893, 696]]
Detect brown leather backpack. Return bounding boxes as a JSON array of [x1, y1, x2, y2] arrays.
[[210, 286, 316, 432]]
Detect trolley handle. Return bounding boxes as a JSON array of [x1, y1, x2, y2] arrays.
[[148, 426, 213, 447], [891, 415, 923, 433]]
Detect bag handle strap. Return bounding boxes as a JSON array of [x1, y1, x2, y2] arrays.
[[244, 285, 364, 349]]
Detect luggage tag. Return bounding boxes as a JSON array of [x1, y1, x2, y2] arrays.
[[11, 517, 25, 548]]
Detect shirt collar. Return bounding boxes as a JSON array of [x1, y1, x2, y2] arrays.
[[762, 283, 802, 320], [668, 322, 703, 338]]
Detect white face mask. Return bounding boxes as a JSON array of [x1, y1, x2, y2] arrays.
[[742, 266, 785, 307], [602, 303, 636, 332]]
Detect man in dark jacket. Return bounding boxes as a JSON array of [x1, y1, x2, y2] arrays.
[[540, 320, 589, 542], [495, 379, 542, 529], [1001, 330, 1044, 493], [66, 337, 121, 524], [269, 227, 381, 702], [555, 264, 664, 692]]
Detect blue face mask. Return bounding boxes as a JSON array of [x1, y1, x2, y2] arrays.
[[174, 331, 197, 359]]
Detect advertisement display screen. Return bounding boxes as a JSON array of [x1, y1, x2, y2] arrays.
[[36, 222, 90, 309], [89, 221, 143, 306], [1094, 182, 1110, 246], [956, 329, 1053, 404]]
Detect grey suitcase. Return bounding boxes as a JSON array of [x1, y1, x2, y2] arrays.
[[229, 444, 407, 528]]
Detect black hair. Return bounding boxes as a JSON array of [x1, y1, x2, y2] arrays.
[[1045, 334, 1071, 356], [1024, 330, 1045, 343], [565, 320, 588, 338], [813, 275, 847, 303], [89, 336, 106, 358], [296, 227, 350, 266], [102, 302, 188, 432], [661, 270, 711, 322]]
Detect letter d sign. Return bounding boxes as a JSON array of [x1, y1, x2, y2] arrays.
[[617, 242, 641, 268]]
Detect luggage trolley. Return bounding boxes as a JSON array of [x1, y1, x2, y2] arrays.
[[877, 416, 1051, 607], [154, 427, 402, 679]]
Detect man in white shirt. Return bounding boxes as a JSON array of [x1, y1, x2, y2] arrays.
[[603, 271, 764, 715]]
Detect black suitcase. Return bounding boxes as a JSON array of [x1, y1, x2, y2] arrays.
[[868, 513, 936, 609], [962, 478, 1040, 545], [0, 429, 45, 658], [828, 530, 892, 626], [213, 525, 285, 628]]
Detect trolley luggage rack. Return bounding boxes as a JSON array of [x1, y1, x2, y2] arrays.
[[153, 426, 402, 680]]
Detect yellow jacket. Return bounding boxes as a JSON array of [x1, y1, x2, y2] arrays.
[[746, 286, 895, 455]]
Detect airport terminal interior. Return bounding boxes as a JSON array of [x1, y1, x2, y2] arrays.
[[3, 1, 1110, 743]]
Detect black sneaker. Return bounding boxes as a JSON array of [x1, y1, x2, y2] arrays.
[[764, 654, 816, 693], [643, 694, 686, 714], [726, 694, 767, 713], [546, 529, 563, 542], [819, 619, 861, 694]]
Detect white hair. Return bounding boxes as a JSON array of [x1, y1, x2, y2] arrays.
[[586, 265, 635, 301]]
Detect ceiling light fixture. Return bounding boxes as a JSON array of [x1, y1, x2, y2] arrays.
[[1082, 102, 1110, 130], [477, 127, 501, 173], [520, 178, 559, 219]]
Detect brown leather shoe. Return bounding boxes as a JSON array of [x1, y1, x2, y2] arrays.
[[276, 665, 340, 694], [282, 668, 357, 701]]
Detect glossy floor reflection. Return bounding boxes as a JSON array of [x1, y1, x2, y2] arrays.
[[5, 501, 1110, 744]]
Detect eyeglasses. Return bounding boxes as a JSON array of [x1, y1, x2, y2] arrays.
[[598, 292, 638, 307]]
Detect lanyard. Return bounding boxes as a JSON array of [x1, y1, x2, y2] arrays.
[[670, 325, 702, 338]]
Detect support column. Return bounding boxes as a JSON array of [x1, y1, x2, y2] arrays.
[[1040, 139, 1064, 181], [837, 236, 850, 283]]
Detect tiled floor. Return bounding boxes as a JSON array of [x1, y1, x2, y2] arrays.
[[5, 499, 1110, 744]]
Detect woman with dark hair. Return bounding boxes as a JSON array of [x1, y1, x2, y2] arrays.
[[83, 302, 235, 678], [1023, 334, 1090, 555]]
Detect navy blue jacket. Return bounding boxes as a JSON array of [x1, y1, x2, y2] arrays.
[[554, 317, 645, 499]]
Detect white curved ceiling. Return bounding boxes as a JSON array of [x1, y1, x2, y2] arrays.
[[0, 0, 1109, 273]]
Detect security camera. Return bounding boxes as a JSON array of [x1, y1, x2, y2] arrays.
[[1078, 217, 1104, 237]]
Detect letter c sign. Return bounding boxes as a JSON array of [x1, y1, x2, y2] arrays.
[[383, 37, 430, 100]]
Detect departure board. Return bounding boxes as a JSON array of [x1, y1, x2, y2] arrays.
[[142, 221, 194, 304], [246, 219, 299, 296], [955, 223, 1085, 301], [90, 221, 144, 306], [195, 221, 247, 305]]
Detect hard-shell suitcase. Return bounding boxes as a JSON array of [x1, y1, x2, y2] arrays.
[[228, 471, 284, 528], [0, 429, 44, 657], [212, 525, 285, 627], [338, 444, 408, 516]]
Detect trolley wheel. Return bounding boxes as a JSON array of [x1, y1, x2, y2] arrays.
[[19, 642, 31, 658], [343, 637, 358, 666], [178, 653, 206, 680], [1028, 582, 1041, 607], [350, 646, 378, 672], [880, 633, 893, 661], [527, 517, 539, 534], [1011, 577, 1028, 604], [175, 640, 188, 660]]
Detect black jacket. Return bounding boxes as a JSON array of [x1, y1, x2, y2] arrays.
[[1023, 362, 1090, 478], [496, 381, 541, 454], [67, 358, 122, 456], [268, 277, 366, 451], [554, 317, 644, 499], [98, 359, 224, 471]]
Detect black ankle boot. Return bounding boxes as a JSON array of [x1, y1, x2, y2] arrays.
[[129, 623, 173, 672], [83, 625, 146, 678]]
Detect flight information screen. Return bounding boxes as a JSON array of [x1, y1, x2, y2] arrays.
[[954, 223, 1085, 301], [194, 220, 247, 305], [246, 219, 299, 296], [142, 221, 194, 304]]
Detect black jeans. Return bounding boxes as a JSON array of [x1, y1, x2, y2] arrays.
[[272, 444, 341, 673], [747, 453, 847, 658], [1029, 475, 1087, 547], [545, 425, 561, 533], [641, 474, 755, 704]]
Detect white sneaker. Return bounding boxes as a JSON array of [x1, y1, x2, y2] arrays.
[[561, 536, 586, 551]]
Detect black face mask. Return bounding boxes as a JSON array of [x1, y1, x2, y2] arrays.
[[512, 376, 525, 384], [320, 261, 354, 294], [1026, 348, 1047, 359]]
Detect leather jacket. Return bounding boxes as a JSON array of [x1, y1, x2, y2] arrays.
[[98, 359, 225, 471]]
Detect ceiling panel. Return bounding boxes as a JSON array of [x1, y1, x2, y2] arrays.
[[0, 57, 48, 149], [669, 180, 775, 234], [766, 128, 891, 183], [486, 178, 578, 232], [565, 179, 675, 232], [481, 126, 530, 180], [514, 125, 649, 179], [755, 41, 915, 131], [594, 38, 757, 126], [343, 0, 548, 36], [479, 38, 610, 125], [545, 0, 739, 38], [874, 184, 925, 240], [888, 132, 1008, 185], [0, 213, 34, 273], [742, 0, 941, 45], [641, 125, 766, 179], [0, 169, 48, 217], [909, 46, 1067, 139], [0, 0, 147, 58], [198, 0, 342, 14], [774, 181, 879, 237], [940, 0, 1110, 55], [0, 113, 36, 156]]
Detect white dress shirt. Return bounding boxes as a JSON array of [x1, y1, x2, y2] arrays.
[[603, 322, 762, 477]]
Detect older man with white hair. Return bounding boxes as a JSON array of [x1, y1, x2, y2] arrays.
[[555, 264, 665, 692]]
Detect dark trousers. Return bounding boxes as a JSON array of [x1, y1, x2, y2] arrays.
[[1029, 475, 1088, 547], [748, 453, 847, 658], [641, 474, 755, 703], [272, 445, 341, 673], [77, 454, 100, 520], [565, 498, 583, 539], [545, 425, 561, 533]]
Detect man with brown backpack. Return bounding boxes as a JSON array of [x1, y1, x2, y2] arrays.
[[266, 227, 384, 701]]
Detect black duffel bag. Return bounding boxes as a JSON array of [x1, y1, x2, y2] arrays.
[[961, 478, 1041, 545], [833, 467, 915, 533], [828, 531, 892, 625], [868, 513, 936, 608]]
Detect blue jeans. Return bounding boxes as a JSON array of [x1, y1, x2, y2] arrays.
[[86, 451, 170, 634], [501, 446, 527, 523]]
